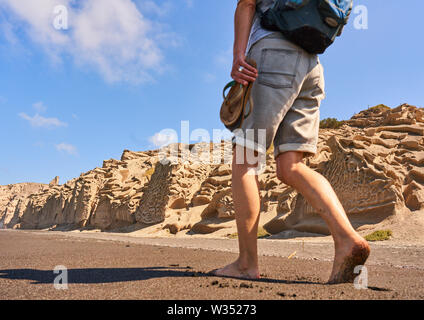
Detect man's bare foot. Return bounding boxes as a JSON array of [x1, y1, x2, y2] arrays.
[[328, 237, 370, 284], [209, 260, 260, 280]]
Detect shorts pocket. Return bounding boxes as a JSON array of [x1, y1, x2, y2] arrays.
[[258, 48, 300, 89]]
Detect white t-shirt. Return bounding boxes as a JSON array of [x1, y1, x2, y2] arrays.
[[237, 0, 276, 54]]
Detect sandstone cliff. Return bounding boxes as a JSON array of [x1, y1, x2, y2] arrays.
[[0, 183, 48, 229], [1, 104, 423, 239]]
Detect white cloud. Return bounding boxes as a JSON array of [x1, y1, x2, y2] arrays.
[[55, 142, 78, 155], [0, 0, 69, 46], [139, 1, 172, 17], [149, 130, 178, 147], [19, 112, 68, 128], [1, 19, 19, 45], [19, 101, 67, 128], [214, 47, 233, 69], [0, 0, 170, 84], [33, 101, 47, 113]]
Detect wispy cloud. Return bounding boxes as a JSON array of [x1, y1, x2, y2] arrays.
[[0, 0, 176, 84], [149, 130, 178, 148], [32, 101, 47, 113], [139, 1, 172, 17], [55, 142, 78, 155], [18, 101, 67, 128], [19, 112, 68, 128]]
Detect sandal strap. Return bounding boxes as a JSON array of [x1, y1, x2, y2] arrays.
[[222, 80, 238, 100]]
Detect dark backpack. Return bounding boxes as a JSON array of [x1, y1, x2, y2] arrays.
[[258, 0, 354, 54]]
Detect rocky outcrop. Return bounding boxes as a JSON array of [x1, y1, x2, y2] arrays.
[[49, 176, 60, 186], [1, 104, 423, 237], [135, 156, 212, 224], [0, 183, 48, 229], [18, 150, 159, 230], [264, 104, 424, 234]]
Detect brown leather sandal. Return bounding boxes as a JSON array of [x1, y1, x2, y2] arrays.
[[220, 59, 257, 131]]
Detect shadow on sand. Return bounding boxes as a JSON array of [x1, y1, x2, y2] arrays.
[[0, 267, 323, 286]]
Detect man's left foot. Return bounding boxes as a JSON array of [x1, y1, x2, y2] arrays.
[[209, 260, 260, 280], [328, 238, 370, 284]]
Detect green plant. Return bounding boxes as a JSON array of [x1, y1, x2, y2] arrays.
[[368, 104, 391, 112], [319, 117, 345, 129], [257, 226, 270, 239], [228, 226, 270, 239], [228, 232, 238, 239], [364, 230, 393, 241]]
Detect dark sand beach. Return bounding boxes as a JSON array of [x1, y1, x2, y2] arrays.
[[0, 229, 423, 300]]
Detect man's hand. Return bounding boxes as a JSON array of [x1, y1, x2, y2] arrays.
[[233, 0, 258, 86], [231, 53, 258, 86]]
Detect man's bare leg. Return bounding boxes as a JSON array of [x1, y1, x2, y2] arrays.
[[211, 147, 261, 279], [276, 151, 370, 283]]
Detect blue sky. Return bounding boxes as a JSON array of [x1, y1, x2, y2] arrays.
[[0, 0, 423, 185]]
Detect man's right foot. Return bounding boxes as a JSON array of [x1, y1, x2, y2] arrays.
[[209, 260, 260, 280], [328, 237, 370, 284]]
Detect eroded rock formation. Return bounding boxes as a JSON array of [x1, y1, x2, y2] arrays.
[[0, 183, 48, 229], [1, 104, 423, 237]]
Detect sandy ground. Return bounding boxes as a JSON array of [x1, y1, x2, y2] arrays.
[[0, 229, 423, 300]]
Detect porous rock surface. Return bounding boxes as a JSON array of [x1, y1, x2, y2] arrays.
[[1, 104, 423, 237], [0, 183, 48, 229]]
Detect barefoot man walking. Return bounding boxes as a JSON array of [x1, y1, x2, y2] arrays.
[[212, 0, 370, 283]]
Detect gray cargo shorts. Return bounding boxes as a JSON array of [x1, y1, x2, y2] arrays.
[[232, 33, 325, 159]]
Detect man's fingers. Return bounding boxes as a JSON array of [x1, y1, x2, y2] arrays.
[[231, 56, 258, 85], [231, 73, 247, 86], [236, 79, 249, 86], [240, 60, 258, 74], [239, 73, 257, 83], [233, 71, 256, 83], [232, 71, 256, 85], [239, 67, 257, 78]]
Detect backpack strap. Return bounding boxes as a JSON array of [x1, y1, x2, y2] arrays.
[[256, 0, 268, 18]]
